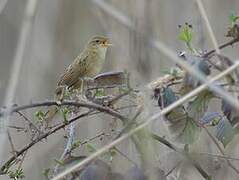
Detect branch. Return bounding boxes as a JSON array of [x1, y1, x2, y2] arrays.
[[0, 99, 131, 174], [16, 111, 42, 134], [196, 0, 220, 54], [0, 111, 91, 174], [0, 100, 127, 123], [203, 38, 239, 58]]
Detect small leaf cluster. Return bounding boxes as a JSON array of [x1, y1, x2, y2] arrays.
[[34, 110, 46, 122], [8, 168, 25, 179], [229, 11, 239, 25], [153, 16, 239, 146], [178, 23, 195, 53]]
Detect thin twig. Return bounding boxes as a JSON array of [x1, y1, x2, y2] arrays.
[[114, 147, 137, 166], [196, 152, 239, 161], [0, 111, 92, 174], [203, 38, 239, 58], [16, 111, 42, 134], [7, 130, 17, 158], [7, 126, 25, 131], [165, 161, 181, 177], [107, 89, 132, 106], [17, 151, 27, 170], [196, 0, 220, 54], [1, 100, 127, 123], [0, 101, 131, 175], [78, 132, 106, 148], [115, 105, 143, 139]]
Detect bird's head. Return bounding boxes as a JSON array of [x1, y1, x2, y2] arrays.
[[87, 36, 112, 49]]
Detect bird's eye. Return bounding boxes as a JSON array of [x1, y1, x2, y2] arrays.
[[96, 40, 100, 43]]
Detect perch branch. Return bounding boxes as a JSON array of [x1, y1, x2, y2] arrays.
[[203, 38, 239, 58], [0, 100, 127, 123], [0, 99, 131, 174]]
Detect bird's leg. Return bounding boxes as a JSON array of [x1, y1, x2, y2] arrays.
[[83, 77, 94, 83], [76, 78, 88, 102], [55, 86, 66, 104]]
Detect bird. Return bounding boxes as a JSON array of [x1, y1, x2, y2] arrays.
[[45, 36, 111, 125]]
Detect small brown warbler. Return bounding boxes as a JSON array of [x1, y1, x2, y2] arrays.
[[46, 36, 111, 124]]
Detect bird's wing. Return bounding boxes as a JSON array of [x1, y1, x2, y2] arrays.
[[57, 51, 89, 87]]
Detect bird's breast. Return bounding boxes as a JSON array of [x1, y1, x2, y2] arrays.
[[85, 47, 107, 77]]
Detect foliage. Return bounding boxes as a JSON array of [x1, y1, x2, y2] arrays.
[[86, 143, 97, 153], [60, 107, 70, 123], [34, 110, 46, 122], [215, 117, 235, 147], [178, 23, 196, 53], [8, 168, 25, 179], [187, 90, 214, 120], [200, 112, 222, 126], [229, 11, 239, 25]]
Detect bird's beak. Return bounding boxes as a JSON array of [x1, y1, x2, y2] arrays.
[[102, 40, 113, 47], [106, 42, 113, 46]]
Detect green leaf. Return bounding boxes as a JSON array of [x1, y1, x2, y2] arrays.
[[215, 117, 235, 147], [166, 107, 200, 144], [60, 107, 70, 123], [8, 168, 25, 179], [161, 67, 180, 77], [54, 159, 64, 166], [86, 143, 97, 153], [34, 110, 46, 122], [188, 90, 214, 120], [70, 140, 81, 151], [95, 88, 106, 97], [62, 156, 86, 166], [176, 117, 199, 144], [104, 148, 117, 161], [110, 148, 117, 157], [178, 24, 193, 43], [43, 168, 50, 179], [119, 86, 129, 93], [229, 12, 239, 24], [200, 112, 222, 126], [158, 87, 177, 108]]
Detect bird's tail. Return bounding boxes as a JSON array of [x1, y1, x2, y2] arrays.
[[45, 86, 64, 127], [45, 105, 58, 127]]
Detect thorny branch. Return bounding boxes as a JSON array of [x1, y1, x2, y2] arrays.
[[203, 38, 239, 58], [0, 111, 92, 174], [0, 98, 133, 174], [0, 100, 128, 123]]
